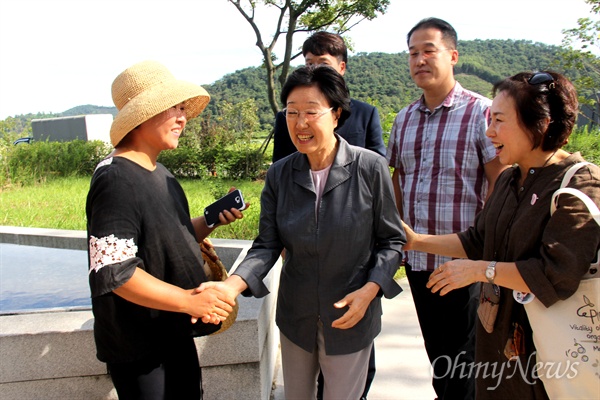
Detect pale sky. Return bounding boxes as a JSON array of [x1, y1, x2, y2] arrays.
[[0, 0, 594, 120]]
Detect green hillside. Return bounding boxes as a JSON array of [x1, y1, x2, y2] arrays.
[[2, 39, 588, 135], [202, 39, 579, 130]]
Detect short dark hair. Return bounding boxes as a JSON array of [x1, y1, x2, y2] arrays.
[[280, 65, 352, 129], [492, 71, 578, 151], [302, 31, 348, 64], [407, 17, 457, 49]]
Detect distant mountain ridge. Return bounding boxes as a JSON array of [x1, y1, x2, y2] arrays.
[[61, 105, 117, 118], [10, 39, 584, 130]]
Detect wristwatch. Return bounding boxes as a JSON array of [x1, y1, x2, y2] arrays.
[[485, 261, 497, 284]]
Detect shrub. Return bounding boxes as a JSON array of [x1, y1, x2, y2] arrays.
[[1, 137, 269, 188], [565, 126, 600, 164], [1, 139, 110, 188], [156, 143, 268, 180], [2, 125, 595, 190], [157, 146, 206, 179], [215, 144, 268, 180]]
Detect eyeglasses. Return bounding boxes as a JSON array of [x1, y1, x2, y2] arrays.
[[283, 107, 333, 121], [528, 72, 555, 89]]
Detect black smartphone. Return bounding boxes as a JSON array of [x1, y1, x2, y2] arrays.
[[204, 189, 245, 228]]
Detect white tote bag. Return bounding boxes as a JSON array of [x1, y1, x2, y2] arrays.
[[522, 162, 600, 399]]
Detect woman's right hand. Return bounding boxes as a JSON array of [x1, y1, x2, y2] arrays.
[[112, 267, 235, 325], [191, 275, 248, 323], [401, 220, 417, 250], [187, 286, 234, 324]]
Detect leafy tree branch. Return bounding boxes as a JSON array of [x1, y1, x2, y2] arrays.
[[227, 0, 389, 115]]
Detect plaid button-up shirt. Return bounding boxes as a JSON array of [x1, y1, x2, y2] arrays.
[[387, 82, 496, 271]]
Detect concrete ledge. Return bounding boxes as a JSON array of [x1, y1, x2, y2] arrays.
[[0, 227, 280, 400], [0, 226, 246, 269], [0, 375, 117, 400], [0, 226, 88, 250], [0, 311, 103, 383]]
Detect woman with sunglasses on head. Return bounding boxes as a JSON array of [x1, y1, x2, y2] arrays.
[[198, 64, 406, 399], [401, 70, 600, 398]]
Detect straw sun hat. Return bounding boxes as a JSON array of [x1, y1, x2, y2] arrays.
[[110, 60, 210, 147]]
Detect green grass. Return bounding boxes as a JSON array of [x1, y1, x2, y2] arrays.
[[0, 177, 89, 230], [1, 175, 408, 279], [183, 179, 264, 239], [564, 128, 600, 165], [395, 266, 407, 280], [0, 177, 265, 239]]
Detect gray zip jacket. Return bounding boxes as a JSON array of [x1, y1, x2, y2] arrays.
[[234, 135, 405, 355]]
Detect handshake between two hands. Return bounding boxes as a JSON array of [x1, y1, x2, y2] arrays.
[[189, 278, 242, 325], [188, 277, 380, 330]]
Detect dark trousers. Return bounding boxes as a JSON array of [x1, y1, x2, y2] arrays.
[[317, 345, 376, 400], [107, 337, 202, 400], [406, 264, 477, 400]]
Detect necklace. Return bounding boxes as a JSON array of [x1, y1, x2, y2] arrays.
[[529, 150, 558, 204], [520, 150, 558, 188], [541, 150, 557, 168]]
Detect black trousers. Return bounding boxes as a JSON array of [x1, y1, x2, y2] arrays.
[[406, 264, 477, 400], [107, 337, 202, 400], [317, 345, 376, 400]]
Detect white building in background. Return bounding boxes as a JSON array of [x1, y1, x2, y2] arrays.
[[31, 114, 113, 143]]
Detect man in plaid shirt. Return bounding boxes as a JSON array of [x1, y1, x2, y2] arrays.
[[387, 18, 505, 400]]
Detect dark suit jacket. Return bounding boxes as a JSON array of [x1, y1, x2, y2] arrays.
[[234, 136, 405, 355], [272, 99, 386, 162]]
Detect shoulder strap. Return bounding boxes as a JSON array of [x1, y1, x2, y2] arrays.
[[559, 162, 591, 189], [551, 187, 600, 226], [550, 161, 599, 226], [552, 162, 600, 279]]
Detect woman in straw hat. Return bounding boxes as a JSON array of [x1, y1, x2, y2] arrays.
[[86, 60, 242, 399], [199, 65, 406, 399]]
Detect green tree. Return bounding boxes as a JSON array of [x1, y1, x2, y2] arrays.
[[0, 118, 19, 143], [558, 0, 600, 123], [0, 115, 36, 140], [171, 98, 265, 178], [227, 0, 389, 116], [217, 99, 261, 142]]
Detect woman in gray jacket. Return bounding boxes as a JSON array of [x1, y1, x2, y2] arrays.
[[200, 65, 406, 399]]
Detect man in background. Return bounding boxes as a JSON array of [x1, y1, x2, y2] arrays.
[[272, 31, 384, 400], [386, 17, 505, 399]]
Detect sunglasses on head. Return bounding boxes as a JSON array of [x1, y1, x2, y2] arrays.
[[528, 72, 555, 88]]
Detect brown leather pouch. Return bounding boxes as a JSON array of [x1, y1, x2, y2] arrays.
[[477, 283, 500, 333]]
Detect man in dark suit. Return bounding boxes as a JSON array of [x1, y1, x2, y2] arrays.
[[272, 31, 386, 163], [271, 32, 384, 400]]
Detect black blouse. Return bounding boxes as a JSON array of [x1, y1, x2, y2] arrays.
[[86, 157, 208, 363]]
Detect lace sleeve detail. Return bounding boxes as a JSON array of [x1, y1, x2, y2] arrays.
[[89, 234, 138, 274]]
